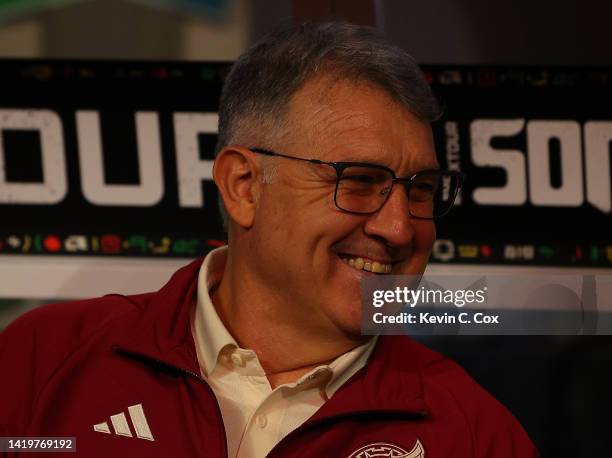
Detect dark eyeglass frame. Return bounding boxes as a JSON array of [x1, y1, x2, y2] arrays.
[[249, 147, 464, 220]]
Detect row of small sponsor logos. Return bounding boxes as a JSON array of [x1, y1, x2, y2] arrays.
[[0, 234, 225, 256], [0, 234, 610, 264], [423, 68, 610, 88], [431, 240, 612, 264], [15, 64, 611, 88], [17, 64, 229, 82], [21, 64, 229, 81]]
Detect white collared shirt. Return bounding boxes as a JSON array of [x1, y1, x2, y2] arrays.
[[191, 247, 377, 458]]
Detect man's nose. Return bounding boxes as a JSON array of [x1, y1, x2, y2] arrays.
[[363, 184, 417, 246]]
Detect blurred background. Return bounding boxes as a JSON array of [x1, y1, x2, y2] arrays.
[[0, 1, 610, 456], [0, 0, 605, 65]]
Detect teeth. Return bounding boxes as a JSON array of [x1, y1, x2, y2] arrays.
[[340, 256, 393, 274]]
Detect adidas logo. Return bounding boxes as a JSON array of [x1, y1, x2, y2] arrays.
[[93, 403, 155, 441]]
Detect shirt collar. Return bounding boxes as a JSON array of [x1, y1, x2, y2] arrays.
[[326, 336, 377, 395], [193, 246, 238, 377], [192, 245, 377, 393], [285, 336, 377, 397]]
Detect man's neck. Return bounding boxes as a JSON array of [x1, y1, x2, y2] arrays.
[[211, 251, 365, 387]]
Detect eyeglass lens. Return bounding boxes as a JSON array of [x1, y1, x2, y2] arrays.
[[335, 166, 459, 218]]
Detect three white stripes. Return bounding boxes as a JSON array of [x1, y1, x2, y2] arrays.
[[93, 403, 155, 441]]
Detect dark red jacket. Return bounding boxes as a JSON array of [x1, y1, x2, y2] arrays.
[[1, 259, 538, 457]]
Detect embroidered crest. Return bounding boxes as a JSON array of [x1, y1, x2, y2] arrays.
[[348, 439, 424, 458]]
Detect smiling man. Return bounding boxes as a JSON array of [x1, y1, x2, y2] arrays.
[[1, 22, 537, 458], [212, 74, 440, 376]]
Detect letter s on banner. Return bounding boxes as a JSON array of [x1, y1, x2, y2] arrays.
[[470, 119, 526, 205], [584, 121, 612, 213], [0, 109, 67, 204]]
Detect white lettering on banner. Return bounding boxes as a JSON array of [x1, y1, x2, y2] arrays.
[[1, 110, 609, 214], [444, 121, 462, 204], [173, 113, 217, 207], [77, 111, 164, 206], [527, 120, 583, 206], [0, 109, 67, 204], [470, 119, 527, 205], [470, 119, 612, 213], [584, 121, 612, 213]]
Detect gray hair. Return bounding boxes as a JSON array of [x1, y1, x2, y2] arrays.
[[215, 21, 441, 230]]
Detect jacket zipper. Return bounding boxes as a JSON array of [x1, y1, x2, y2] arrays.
[[114, 347, 229, 458], [116, 347, 428, 458]]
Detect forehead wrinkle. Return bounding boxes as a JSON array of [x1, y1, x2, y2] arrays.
[[302, 96, 372, 127], [298, 106, 432, 171], [286, 77, 437, 173], [289, 81, 383, 149], [308, 109, 386, 156]]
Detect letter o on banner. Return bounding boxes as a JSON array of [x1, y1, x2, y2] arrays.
[[0, 109, 67, 204]]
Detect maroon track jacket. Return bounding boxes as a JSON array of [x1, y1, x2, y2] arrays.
[[0, 258, 538, 457]]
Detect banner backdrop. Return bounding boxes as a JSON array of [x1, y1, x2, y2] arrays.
[[0, 60, 610, 267]]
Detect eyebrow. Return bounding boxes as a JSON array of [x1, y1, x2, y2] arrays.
[[329, 156, 441, 177], [254, 147, 441, 177]]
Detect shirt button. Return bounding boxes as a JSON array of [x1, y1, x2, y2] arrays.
[[255, 414, 267, 429], [230, 353, 243, 366]]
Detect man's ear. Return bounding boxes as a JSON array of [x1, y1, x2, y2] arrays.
[[213, 146, 260, 229]]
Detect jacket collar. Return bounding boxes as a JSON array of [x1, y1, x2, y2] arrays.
[[304, 335, 434, 422], [113, 257, 204, 376], [114, 256, 439, 417]]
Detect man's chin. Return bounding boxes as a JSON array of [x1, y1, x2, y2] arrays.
[[331, 304, 368, 342]]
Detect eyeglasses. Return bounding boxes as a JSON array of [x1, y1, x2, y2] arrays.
[[250, 148, 464, 219]]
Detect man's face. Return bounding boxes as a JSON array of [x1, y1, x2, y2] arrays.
[[248, 76, 438, 339]]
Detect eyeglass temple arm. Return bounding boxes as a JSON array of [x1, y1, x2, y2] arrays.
[[250, 148, 325, 165]]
